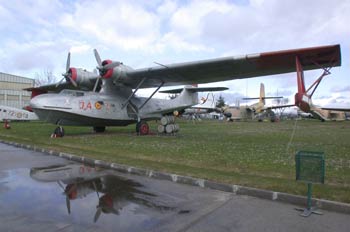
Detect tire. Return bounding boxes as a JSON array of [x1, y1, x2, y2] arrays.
[[138, 121, 149, 135], [54, 126, 65, 137], [93, 126, 106, 133]]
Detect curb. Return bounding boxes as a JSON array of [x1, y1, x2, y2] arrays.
[[1, 139, 350, 215]]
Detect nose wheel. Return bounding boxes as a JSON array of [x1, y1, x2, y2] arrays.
[[93, 126, 106, 133], [51, 126, 65, 138], [136, 121, 149, 135]]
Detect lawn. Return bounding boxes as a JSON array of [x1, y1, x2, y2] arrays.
[[1, 119, 350, 203]]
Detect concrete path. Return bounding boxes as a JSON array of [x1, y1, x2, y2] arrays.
[[0, 142, 349, 231]]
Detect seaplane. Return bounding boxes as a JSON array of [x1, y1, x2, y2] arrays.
[[26, 44, 341, 136]]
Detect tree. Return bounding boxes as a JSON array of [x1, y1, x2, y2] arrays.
[[216, 95, 226, 108], [34, 69, 57, 87]]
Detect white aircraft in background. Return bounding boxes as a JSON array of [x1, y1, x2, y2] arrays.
[[0, 105, 38, 123]]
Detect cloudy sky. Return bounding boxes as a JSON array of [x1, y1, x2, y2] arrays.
[[0, 0, 349, 106]]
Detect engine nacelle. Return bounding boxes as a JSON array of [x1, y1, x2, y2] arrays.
[[100, 60, 132, 85], [69, 68, 99, 90]]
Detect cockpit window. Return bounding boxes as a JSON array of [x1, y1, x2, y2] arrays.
[[60, 89, 85, 97]]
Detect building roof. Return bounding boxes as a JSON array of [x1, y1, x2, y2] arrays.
[[0, 72, 34, 84]]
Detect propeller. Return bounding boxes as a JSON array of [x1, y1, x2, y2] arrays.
[[92, 49, 122, 92], [93, 49, 120, 72], [56, 52, 78, 87]]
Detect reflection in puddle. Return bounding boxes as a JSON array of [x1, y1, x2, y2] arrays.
[[0, 164, 176, 231]]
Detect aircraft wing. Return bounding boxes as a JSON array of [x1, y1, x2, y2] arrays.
[[126, 44, 341, 88], [265, 104, 296, 110], [159, 87, 228, 94], [24, 82, 79, 93]]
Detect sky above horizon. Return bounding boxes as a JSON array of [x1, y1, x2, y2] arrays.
[[0, 0, 349, 107]]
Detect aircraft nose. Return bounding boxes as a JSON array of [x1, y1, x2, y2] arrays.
[[30, 95, 45, 109]]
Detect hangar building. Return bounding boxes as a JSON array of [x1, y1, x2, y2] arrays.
[[0, 72, 34, 109]]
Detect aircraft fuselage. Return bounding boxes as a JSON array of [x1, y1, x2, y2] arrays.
[[30, 89, 196, 126]]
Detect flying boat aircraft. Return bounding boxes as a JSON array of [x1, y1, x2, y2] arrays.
[[27, 45, 341, 136]]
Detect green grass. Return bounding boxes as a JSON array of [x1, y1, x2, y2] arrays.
[[1, 119, 350, 203]]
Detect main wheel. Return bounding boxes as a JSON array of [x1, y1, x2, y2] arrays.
[[136, 121, 149, 135], [53, 126, 65, 137], [93, 126, 106, 133]]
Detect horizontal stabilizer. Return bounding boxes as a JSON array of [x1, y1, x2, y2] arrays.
[[321, 107, 350, 112], [266, 104, 295, 110], [159, 87, 228, 94]]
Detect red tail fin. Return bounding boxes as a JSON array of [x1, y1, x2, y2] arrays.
[[294, 56, 311, 112]]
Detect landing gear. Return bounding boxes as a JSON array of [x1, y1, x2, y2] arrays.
[[51, 126, 65, 138], [93, 126, 106, 133], [136, 121, 149, 135]]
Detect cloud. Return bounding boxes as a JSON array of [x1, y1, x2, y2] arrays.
[[267, 89, 293, 97], [331, 86, 350, 93], [59, 0, 161, 51]]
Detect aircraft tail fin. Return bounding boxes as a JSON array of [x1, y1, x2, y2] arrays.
[[296, 56, 306, 95], [294, 56, 311, 112], [259, 83, 265, 105]]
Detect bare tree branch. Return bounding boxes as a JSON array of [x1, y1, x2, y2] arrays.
[[34, 69, 57, 87]]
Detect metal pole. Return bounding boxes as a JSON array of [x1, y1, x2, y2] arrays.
[[307, 183, 312, 210]]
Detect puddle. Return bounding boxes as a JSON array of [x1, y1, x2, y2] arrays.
[[0, 164, 176, 231]]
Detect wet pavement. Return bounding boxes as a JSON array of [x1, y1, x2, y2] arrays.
[[0, 142, 349, 232]]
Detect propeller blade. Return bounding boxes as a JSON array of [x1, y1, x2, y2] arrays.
[[56, 77, 65, 87], [93, 76, 100, 92], [67, 76, 78, 87], [94, 49, 102, 67], [103, 61, 120, 70], [66, 52, 71, 72], [94, 207, 102, 223], [66, 196, 71, 214], [57, 181, 65, 190]]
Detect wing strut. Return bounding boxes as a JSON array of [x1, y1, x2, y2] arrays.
[[121, 77, 146, 109], [139, 82, 164, 110]]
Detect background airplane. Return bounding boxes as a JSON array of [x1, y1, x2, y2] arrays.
[[27, 45, 341, 136], [0, 105, 38, 128], [222, 83, 282, 121], [293, 55, 346, 121]]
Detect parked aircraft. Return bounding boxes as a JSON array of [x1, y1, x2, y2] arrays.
[[0, 105, 38, 128], [292, 55, 347, 121], [176, 92, 223, 120], [222, 83, 282, 121], [27, 45, 341, 136]]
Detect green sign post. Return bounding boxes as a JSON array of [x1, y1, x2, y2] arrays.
[[295, 151, 325, 217]]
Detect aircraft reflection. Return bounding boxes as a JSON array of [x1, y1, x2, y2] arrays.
[[30, 164, 175, 222]]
